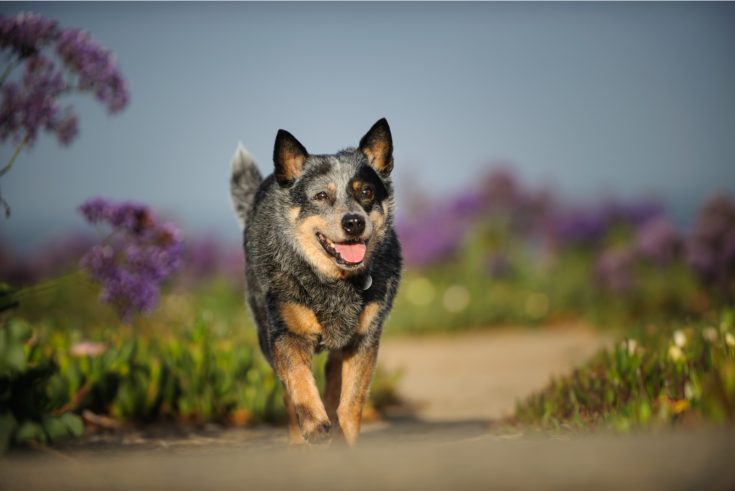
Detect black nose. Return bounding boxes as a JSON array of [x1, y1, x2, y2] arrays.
[[341, 214, 365, 236]]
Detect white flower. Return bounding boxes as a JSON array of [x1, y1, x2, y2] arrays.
[[673, 330, 687, 348], [702, 327, 718, 343], [626, 339, 638, 356], [668, 345, 685, 363]]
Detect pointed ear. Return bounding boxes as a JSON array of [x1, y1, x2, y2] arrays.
[[273, 129, 308, 186], [359, 118, 393, 175]]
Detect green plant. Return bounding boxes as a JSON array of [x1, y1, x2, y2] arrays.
[[0, 318, 83, 451], [513, 310, 735, 431]]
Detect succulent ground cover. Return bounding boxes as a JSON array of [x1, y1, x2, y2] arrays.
[[513, 310, 735, 431]]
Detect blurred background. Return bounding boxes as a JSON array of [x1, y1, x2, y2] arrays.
[[2, 1, 735, 252], [1, 1, 735, 451]]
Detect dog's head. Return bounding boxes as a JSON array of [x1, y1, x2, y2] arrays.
[[275, 118, 395, 279]]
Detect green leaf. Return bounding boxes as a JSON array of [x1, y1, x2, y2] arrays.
[[41, 415, 69, 442], [0, 411, 18, 453], [58, 412, 84, 438], [0, 344, 26, 373], [14, 421, 45, 444], [7, 320, 32, 343]]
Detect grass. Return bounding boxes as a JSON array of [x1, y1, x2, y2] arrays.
[[513, 310, 735, 431], [389, 242, 703, 334], [0, 277, 402, 450]]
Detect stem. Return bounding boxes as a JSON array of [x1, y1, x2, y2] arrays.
[[0, 136, 29, 217], [13, 270, 89, 299], [0, 135, 29, 178], [0, 58, 21, 86], [54, 380, 94, 416]]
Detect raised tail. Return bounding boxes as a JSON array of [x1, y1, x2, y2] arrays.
[[229, 143, 263, 230]]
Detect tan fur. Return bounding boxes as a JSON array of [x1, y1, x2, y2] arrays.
[[336, 347, 378, 446], [288, 207, 301, 225], [283, 391, 305, 444], [272, 336, 330, 443], [295, 215, 345, 279], [362, 142, 391, 173], [276, 152, 306, 183], [357, 302, 381, 335], [368, 208, 386, 236], [324, 352, 343, 424], [280, 302, 322, 338]]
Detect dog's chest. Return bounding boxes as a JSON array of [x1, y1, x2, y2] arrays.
[[309, 287, 367, 351]]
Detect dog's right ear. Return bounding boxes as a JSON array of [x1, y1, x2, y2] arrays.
[[359, 118, 393, 176], [273, 129, 308, 186]]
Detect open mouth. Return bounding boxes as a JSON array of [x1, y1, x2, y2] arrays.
[[316, 232, 367, 267]]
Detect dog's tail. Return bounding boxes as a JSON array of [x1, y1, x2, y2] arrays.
[[230, 143, 263, 230]]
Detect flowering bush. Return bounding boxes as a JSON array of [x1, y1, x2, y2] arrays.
[[686, 193, 735, 293], [0, 11, 128, 214], [390, 166, 733, 331], [78, 197, 182, 322]]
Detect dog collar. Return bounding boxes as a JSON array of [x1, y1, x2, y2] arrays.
[[360, 273, 373, 291]]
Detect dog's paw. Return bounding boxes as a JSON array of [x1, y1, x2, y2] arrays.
[[302, 420, 332, 445]]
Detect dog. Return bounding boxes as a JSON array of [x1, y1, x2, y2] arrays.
[[229, 118, 402, 445]]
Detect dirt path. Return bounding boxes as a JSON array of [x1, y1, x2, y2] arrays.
[[379, 325, 610, 421]]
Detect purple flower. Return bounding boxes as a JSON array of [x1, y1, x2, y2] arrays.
[[55, 28, 128, 113], [635, 217, 680, 265], [686, 193, 735, 287], [79, 197, 154, 236], [595, 246, 636, 294], [0, 55, 74, 146], [550, 206, 607, 246], [549, 199, 665, 249], [478, 168, 557, 237], [0, 12, 128, 150], [54, 110, 78, 145], [396, 207, 466, 267], [599, 199, 664, 228], [449, 191, 486, 218], [478, 168, 523, 211], [0, 12, 58, 58], [79, 198, 182, 322], [486, 252, 513, 279]]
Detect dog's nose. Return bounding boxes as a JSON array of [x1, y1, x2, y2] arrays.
[[342, 214, 366, 236]]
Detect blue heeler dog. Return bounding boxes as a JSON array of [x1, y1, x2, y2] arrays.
[[229, 118, 401, 445]]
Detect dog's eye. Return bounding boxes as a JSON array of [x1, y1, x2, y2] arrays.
[[313, 191, 329, 202], [360, 185, 374, 201]]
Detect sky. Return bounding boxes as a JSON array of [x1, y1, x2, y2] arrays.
[[2, 2, 735, 253]]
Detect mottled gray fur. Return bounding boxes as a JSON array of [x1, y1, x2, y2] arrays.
[[231, 149, 401, 359], [229, 119, 401, 444], [230, 144, 263, 230]]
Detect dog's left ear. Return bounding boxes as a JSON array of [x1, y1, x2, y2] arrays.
[[273, 129, 309, 186], [359, 118, 393, 176]]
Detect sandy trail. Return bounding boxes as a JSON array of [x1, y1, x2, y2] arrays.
[[379, 325, 610, 421]]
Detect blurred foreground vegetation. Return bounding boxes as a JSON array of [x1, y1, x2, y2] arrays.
[[0, 279, 400, 451], [514, 310, 735, 431]]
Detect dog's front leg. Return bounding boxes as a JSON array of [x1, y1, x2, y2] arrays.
[[272, 334, 331, 444], [335, 343, 379, 446], [324, 351, 343, 425]]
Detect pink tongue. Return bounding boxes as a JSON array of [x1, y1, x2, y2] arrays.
[[334, 242, 366, 264]]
